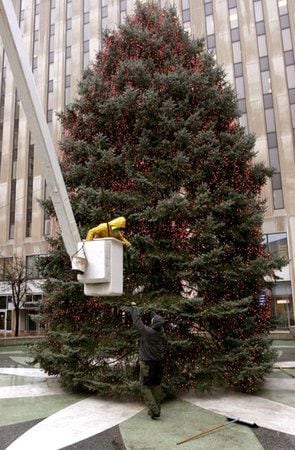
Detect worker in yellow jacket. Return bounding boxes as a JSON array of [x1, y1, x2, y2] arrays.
[[86, 216, 131, 246]]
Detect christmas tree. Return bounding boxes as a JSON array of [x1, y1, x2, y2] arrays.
[[31, 2, 283, 395]]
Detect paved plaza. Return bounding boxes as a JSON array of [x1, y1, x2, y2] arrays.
[[0, 340, 294, 450]]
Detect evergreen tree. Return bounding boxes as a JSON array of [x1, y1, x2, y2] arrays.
[[31, 3, 284, 395]]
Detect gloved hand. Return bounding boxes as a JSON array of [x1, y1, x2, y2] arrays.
[[131, 302, 136, 306]]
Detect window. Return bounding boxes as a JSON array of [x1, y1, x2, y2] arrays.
[[229, 9, 238, 29], [66, 29, 72, 47], [269, 147, 280, 171], [0, 297, 7, 309], [183, 9, 191, 23], [261, 70, 271, 94], [282, 28, 292, 51], [238, 99, 246, 114], [289, 89, 295, 104], [259, 56, 269, 71], [277, 0, 288, 15], [279, 14, 290, 29], [273, 189, 284, 210], [254, 1, 263, 22], [267, 132, 278, 148], [265, 108, 276, 132], [234, 62, 243, 77], [205, 3, 213, 15], [102, 6, 108, 18], [0, 258, 13, 281], [257, 35, 267, 57], [232, 41, 241, 63], [48, 80, 54, 92], [207, 34, 215, 49], [286, 65, 295, 89], [235, 76, 245, 99], [263, 93, 273, 109], [65, 74, 71, 88], [206, 15, 215, 37], [65, 46, 71, 59], [272, 172, 282, 189], [255, 21, 265, 36], [83, 41, 89, 53], [284, 50, 295, 66], [231, 28, 240, 42], [265, 233, 288, 259], [26, 255, 41, 279], [66, 18, 72, 30], [47, 109, 53, 122]]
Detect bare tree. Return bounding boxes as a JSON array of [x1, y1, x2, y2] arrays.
[[4, 256, 28, 336]]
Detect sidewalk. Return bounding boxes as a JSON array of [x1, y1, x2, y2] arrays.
[[0, 340, 294, 450]]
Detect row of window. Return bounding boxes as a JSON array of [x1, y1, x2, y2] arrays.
[[65, 0, 72, 106], [204, 0, 215, 51], [83, 0, 90, 70], [228, 0, 248, 130], [0, 256, 43, 281], [46, 0, 56, 125], [203, 0, 293, 210], [253, 0, 284, 210], [0, 299, 41, 333], [182, 0, 191, 34], [0, 295, 42, 310], [277, 0, 295, 137], [0, 52, 7, 174]]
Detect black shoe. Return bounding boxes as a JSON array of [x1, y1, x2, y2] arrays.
[[151, 413, 160, 420]]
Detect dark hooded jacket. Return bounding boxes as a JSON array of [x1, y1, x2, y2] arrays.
[[131, 307, 165, 361]]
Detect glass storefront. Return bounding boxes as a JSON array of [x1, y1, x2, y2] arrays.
[[264, 232, 294, 329], [0, 294, 41, 335]]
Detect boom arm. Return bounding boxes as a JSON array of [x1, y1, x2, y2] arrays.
[[0, 0, 81, 257]]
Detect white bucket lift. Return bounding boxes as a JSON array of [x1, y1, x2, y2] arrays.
[[73, 239, 123, 296], [0, 1, 124, 298]]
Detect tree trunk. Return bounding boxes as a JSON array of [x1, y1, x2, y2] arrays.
[[15, 307, 19, 337]]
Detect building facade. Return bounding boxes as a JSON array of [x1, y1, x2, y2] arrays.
[[0, 0, 294, 334]]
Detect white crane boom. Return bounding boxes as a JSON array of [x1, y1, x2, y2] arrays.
[[0, 0, 81, 257]]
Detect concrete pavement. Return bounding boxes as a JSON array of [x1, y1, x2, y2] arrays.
[[0, 340, 294, 450]]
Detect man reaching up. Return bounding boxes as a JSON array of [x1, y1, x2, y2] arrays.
[[131, 303, 165, 420]]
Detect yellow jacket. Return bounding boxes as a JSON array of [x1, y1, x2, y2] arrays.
[[86, 216, 131, 246]]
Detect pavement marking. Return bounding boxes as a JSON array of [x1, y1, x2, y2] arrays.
[[0, 368, 54, 378], [262, 377, 295, 390], [6, 396, 143, 450], [0, 379, 64, 399], [120, 400, 264, 450], [182, 391, 295, 436], [9, 356, 36, 366], [273, 361, 295, 368]]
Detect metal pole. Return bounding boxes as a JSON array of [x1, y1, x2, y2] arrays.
[[0, 0, 81, 258]]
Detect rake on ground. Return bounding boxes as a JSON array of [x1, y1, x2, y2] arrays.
[[177, 416, 258, 445]]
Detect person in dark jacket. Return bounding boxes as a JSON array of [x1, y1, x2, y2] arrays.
[[131, 303, 165, 419]]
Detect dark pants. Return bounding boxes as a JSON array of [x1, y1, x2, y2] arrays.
[[140, 360, 163, 417]]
